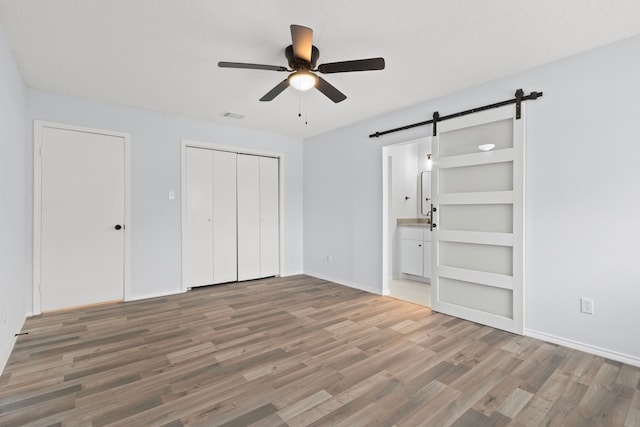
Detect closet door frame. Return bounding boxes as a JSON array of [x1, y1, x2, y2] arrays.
[[180, 139, 284, 292]]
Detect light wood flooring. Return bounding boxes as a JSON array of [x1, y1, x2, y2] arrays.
[[1, 275, 639, 426]]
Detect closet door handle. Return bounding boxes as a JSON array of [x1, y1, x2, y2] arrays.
[[114, 224, 123, 230]]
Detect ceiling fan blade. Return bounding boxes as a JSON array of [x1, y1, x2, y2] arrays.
[[318, 57, 385, 74], [218, 62, 288, 72], [316, 77, 347, 103], [290, 25, 313, 62], [259, 79, 290, 102]]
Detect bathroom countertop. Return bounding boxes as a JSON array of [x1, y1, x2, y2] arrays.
[[397, 218, 430, 227]]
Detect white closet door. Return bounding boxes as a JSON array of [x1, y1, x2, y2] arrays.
[[184, 147, 214, 287], [40, 126, 125, 311], [431, 104, 524, 334], [212, 150, 238, 284], [259, 156, 279, 277], [237, 154, 261, 281]]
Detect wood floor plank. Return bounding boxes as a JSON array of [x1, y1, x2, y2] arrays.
[[626, 389, 640, 427], [0, 274, 638, 427], [285, 371, 391, 427], [276, 389, 332, 421]]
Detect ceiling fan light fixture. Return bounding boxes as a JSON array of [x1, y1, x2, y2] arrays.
[[288, 71, 317, 91]]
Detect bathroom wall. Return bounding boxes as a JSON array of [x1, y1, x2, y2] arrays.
[[390, 142, 418, 220]]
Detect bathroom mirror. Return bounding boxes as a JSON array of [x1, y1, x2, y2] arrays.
[[421, 171, 431, 215]]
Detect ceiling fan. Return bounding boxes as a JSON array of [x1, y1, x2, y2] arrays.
[[218, 25, 385, 103]]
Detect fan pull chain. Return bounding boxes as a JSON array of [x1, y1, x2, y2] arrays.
[[296, 90, 309, 125], [304, 92, 309, 125]]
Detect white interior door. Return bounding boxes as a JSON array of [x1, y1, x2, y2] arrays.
[[212, 150, 237, 283], [237, 154, 261, 281], [259, 156, 279, 277], [39, 125, 126, 312], [431, 104, 524, 334], [184, 147, 214, 287]]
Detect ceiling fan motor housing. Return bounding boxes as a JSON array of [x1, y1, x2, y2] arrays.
[[285, 45, 320, 70]]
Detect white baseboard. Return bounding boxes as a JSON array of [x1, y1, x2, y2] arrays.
[[126, 289, 185, 302], [304, 271, 383, 296], [525, 329, 640, 368], [280, 271, 305, 277], [130, 275, 304, 302]]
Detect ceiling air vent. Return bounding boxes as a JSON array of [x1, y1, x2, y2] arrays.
[[221, 111, 245, 120]]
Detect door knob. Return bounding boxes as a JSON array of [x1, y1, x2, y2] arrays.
[[114, 224, 123, 230]]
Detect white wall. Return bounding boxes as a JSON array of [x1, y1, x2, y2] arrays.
[[0, 23, 29, 372], [304, 35, 640, 363], [27, 89, 304, 304], [390, 143, 418, 219]]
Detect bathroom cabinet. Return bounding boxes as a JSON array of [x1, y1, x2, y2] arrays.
[[398, 226, 431, 279]]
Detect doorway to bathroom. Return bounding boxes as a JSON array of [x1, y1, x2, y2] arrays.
[[381, 136, 432, 306]]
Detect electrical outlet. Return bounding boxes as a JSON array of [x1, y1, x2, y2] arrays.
[[580, 297, 594, 314], [326, 255, 333, 263]]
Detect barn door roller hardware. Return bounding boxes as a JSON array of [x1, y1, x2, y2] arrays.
[[369, 89, 543, 138]]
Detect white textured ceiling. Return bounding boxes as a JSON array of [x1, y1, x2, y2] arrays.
[[1, 0, 640, 138]]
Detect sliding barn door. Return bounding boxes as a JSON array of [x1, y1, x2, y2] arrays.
[[431, 104, 524, 334]]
